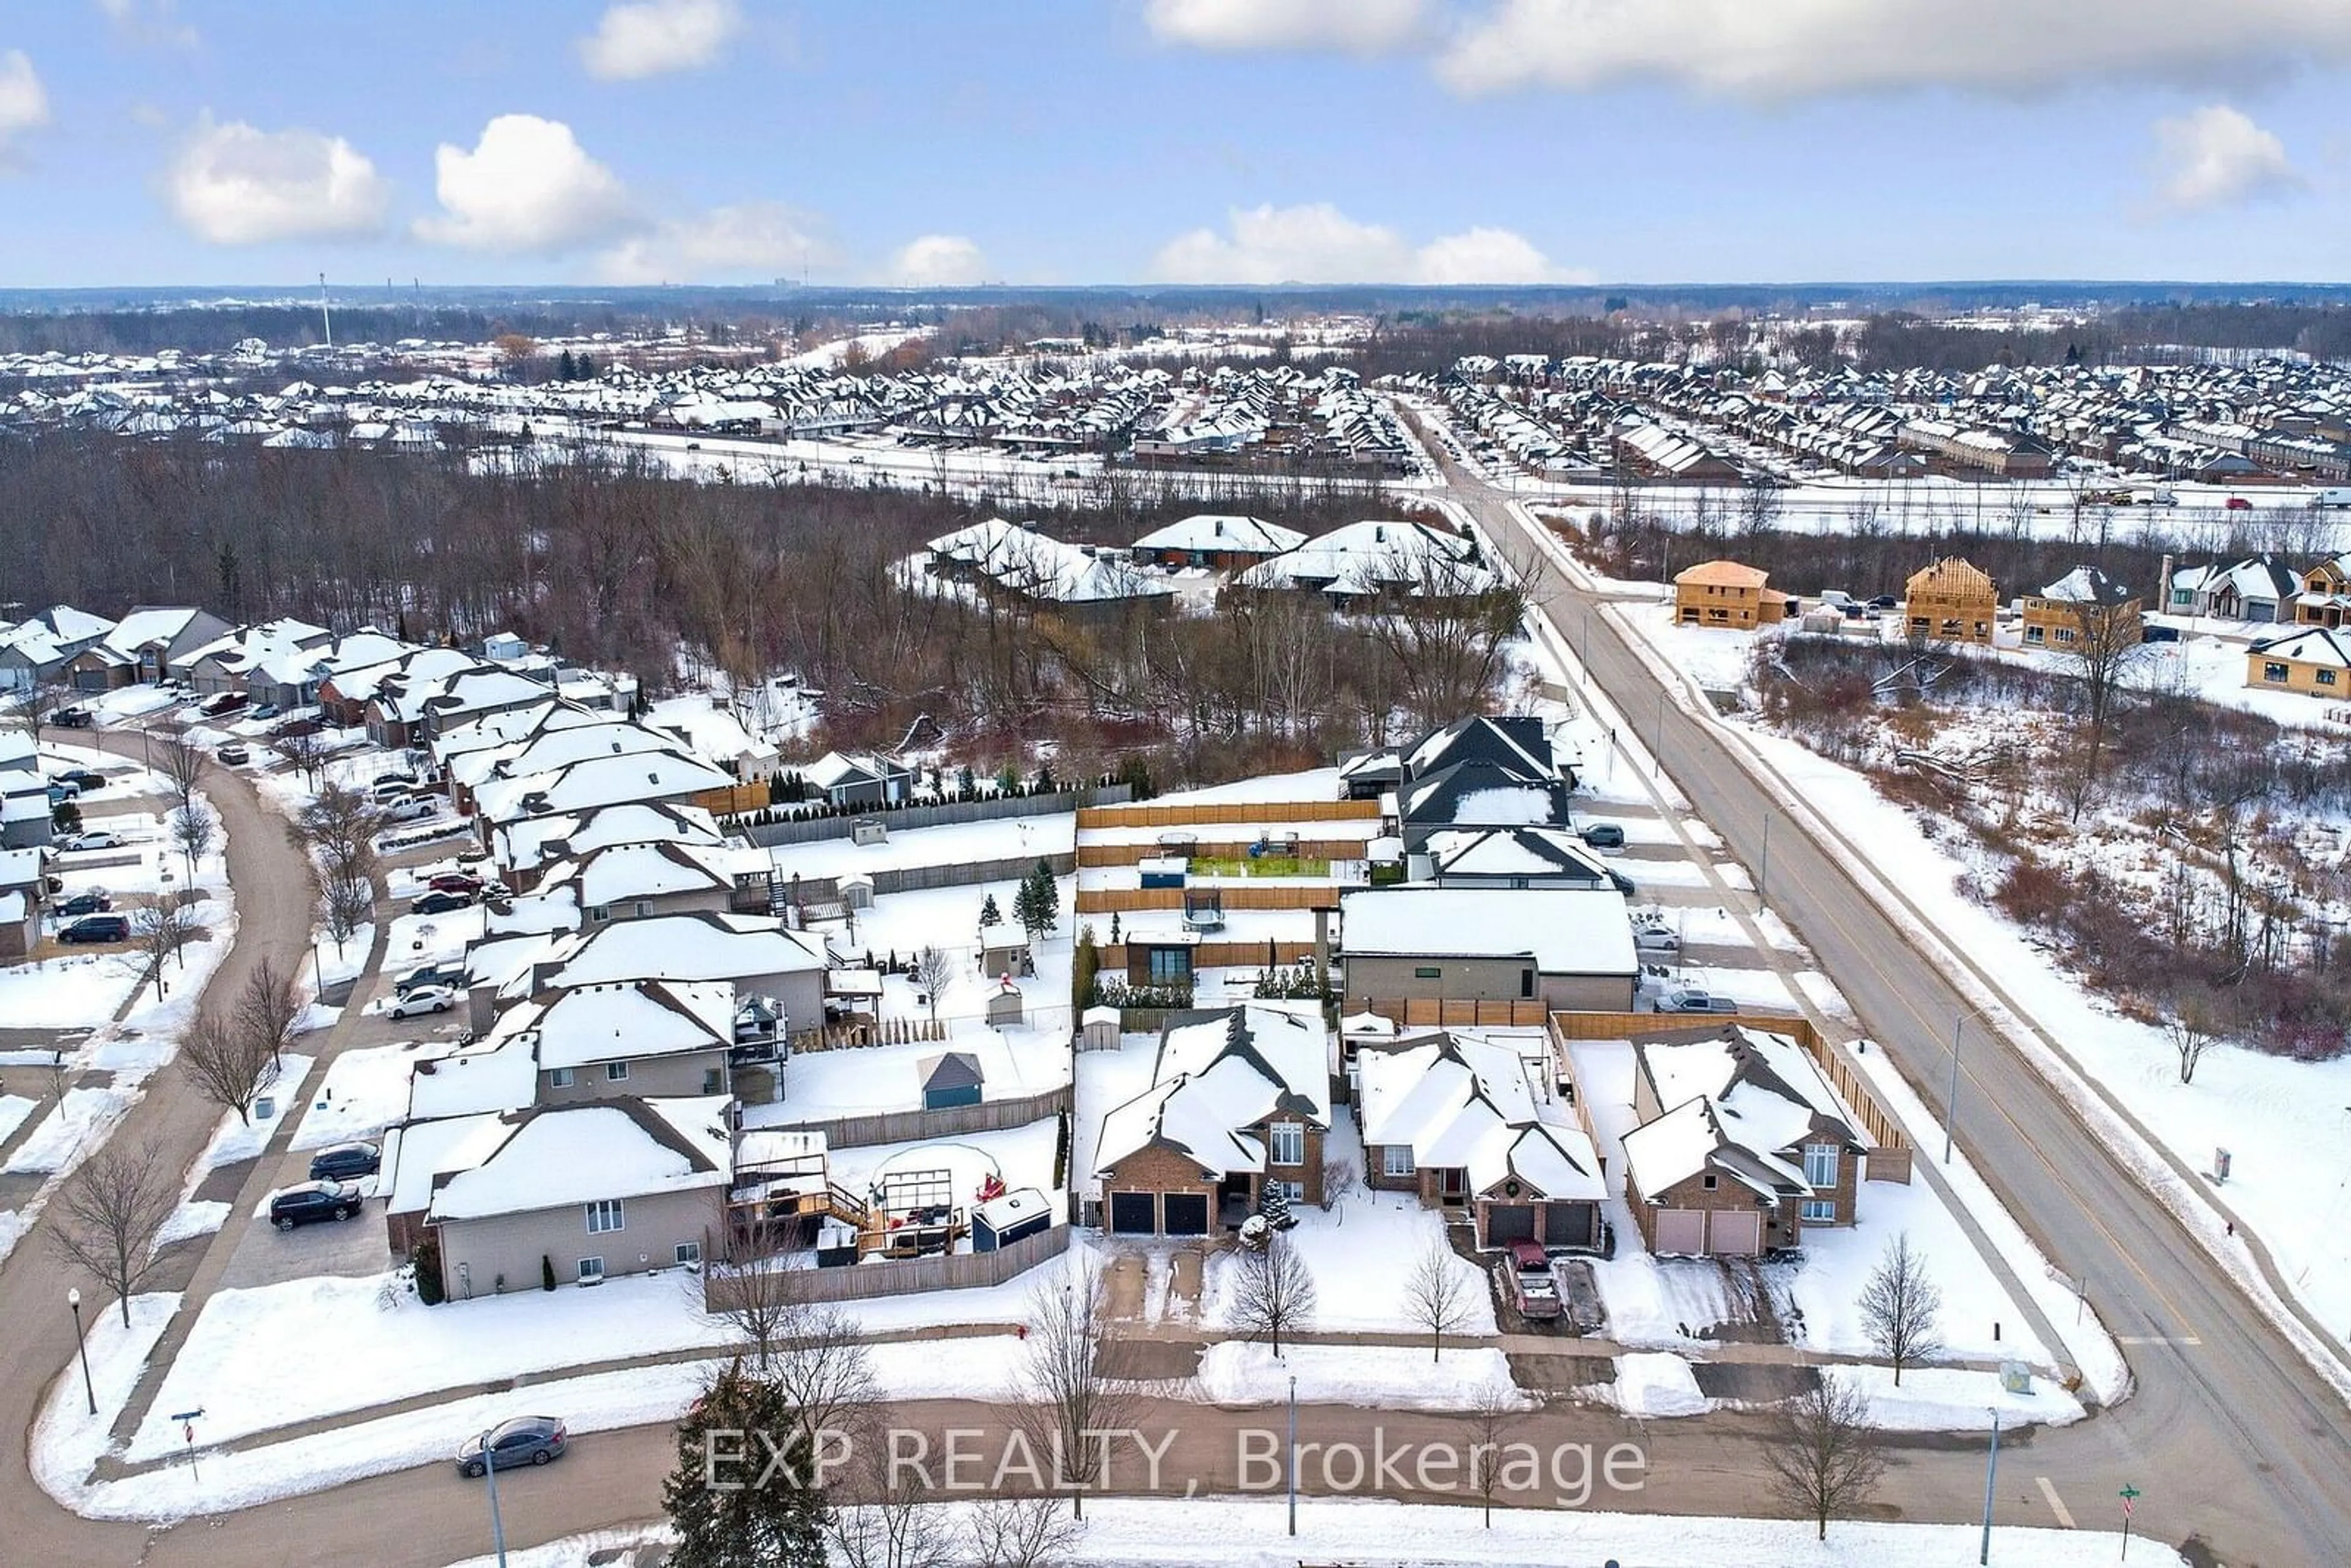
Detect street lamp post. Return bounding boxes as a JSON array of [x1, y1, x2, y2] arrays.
[[1653, 688, 1667, 770], [1979, 1406, 2002, 1564], [1943, 1005, 2000, 1166], [1758, 811, 1771, 904], [67, 1288, 96, 1415], [1286, 1373, 1298, 1538], [478, 1428, 509, 1567]]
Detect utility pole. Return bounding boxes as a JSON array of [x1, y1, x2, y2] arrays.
[[1945, 1013, 1967, 1165], [1286, 1374, 1298, 1538], [1979, 1408, 2001, 1564], [1758, 811, 1771, 903]]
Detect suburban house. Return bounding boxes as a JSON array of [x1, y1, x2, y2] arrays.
[[1235, 519, 1500, 609], [0, 845, 46, 960], [1, 773, 54, 850], [1093, 1003, 1331, 1236], [1902, 556, 1997, 645], [516, 979, 741, 1103], [2021, 565, 2140, 651], [920, 517, 1175, 617], [2295, 553, 2351, 628], [0, 606, 113, 696], [444, 715, 680, 814], [2248, 626, 2351, 698], [178, 618, 334, 697], [1619, 1026, 1871, 1256], [1397, 760, 1577, 849], [495, 800, 729, 890], [422, 1095, 733, 1297], [1340, 887, 1639, 1011], [1672, 559, 1790, 630], [318, 646, 478, 733], [1339, 713, 1566, 803], [66, 605, 233, 689], [536, 839, 773, 925], [1414, 825, 1631, 892], [509, 912, 832, 1041], [800, 751, 915, 808], [471, 748, 738, 836], [1128, 514, 1307, 572], [1355, 1030, 1607, 1250], [2169, 556, 2298, 623]]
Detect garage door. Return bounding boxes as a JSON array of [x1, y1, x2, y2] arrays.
[[1161, 1193, 1209, 1236], [1544, 1202, 1593, 1249], [1653, 1209, 1706, 1255], [1108, 1192, 1158, 1235], [1708, 1210, 1762, 1256], [1485, 1204, 1536, 1246]]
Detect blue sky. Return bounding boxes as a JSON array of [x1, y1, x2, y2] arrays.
[[2, 0, 2349, 288]]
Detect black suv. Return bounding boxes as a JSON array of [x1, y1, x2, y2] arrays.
[[269, 1180, 362, 1230], [61, 914, 130, 944], [307, 1142, 381, 1182], [57, 891, 113, 918]]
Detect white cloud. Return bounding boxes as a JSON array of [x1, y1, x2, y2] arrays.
[[2148, 104, 2305, 214], [1146, 0, 1425, 53], [1438, 0, 2351, 99], [414, 114, 636, 254], [0, 50, 51, 157], [596, 201, 833, 284], [1153, 203, 1575, 284], [165, 116, 389, 244], [888, 234, 989, 287], [94, 0, 199, 51], [579, 0, 740, 80]]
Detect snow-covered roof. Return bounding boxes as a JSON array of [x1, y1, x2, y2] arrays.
[[501, 978, 737, 1072], [2034, 565, 2134, 606], [1094, 1004, 1330, 1179], [537, 838, 760, 909], [2253, 625, 2351, 669], [427, 1095, 732, 1222], [1423, 826, 1616, 883], [1130, 514, 1306, 557], [1355, 1032, 1603, 1201], [1339, 887, 1637, 977], [523, 911, 828, 996], [1637, 1026, 1867, 1160]]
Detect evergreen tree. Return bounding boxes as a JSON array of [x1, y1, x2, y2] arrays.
[[1259, 1182, 1295, 1229], [1032, 858, 1061, 936], [555, 348, 577, 381], [665, 1360, 830, 1568], [979, 893, 1002, 928]]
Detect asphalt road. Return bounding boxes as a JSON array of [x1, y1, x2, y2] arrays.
[[1434, 452, 2351, 1565]]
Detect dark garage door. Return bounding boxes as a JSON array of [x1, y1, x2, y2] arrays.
[[1109, 1192, 1158, 1235], [1545, 1202, 1593, 1248], [1486, 1203, 1536, 1246], [1162, 1193, 1209, 1236]]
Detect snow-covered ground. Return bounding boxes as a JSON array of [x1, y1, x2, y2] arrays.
[[1194, 1342, 1525, 1411], [769, 810, 1074, 885], [763, 1027, 1069, 1122], [189, 1054, 316, 1171], [288, 1041, 434, 1150]]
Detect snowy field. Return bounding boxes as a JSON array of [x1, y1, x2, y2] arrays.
[[770, 810, 1075, 885], [1194, 1342, 1525, 1411]]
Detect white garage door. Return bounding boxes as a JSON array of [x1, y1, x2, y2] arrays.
[[1708, 1210, 1762, 1256], [1653, 1209, 1706, 1255]]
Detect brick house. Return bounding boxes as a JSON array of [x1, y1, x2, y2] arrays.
[[1903, 556, 1997, 646], [1672, 559, 1789, 631], [1093, 1004, 1330, 1236], [1619, 1026, 1870, 1256], [1356, 1031, 1607, 1250]]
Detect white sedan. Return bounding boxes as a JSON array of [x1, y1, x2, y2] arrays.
[[386, 984, 459, 1019]]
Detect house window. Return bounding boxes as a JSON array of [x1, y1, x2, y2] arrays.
[[1700, 1173, 1718, 1191], [1801, 1200, 1837, 1223], [674, 1240, 702, 1266], [577, 1256, 605, 1282], [1147, 946, 1192, 985], [634, 901, 651, 918], [1413, 966, 1442, 980], [548, 1067, 574, 1088], [606, 1060, 630, 1082], [1382, 1144, 1415, 1178], [2024, 625, 2044, 644], [2264, 661, 2289, 683], [590, 906, 610, 923], [1802, 1143, 1840, 1188], [2323, 669, 2339, 688], [2055, 627, 2077, 644], [585, 1198, 625, 1234], [703, 1067, 724, 1095], [1273, 1180, 1305, 1202], [1520, 967, 1535, 1000], [1269, 1121, 1305, 1167]]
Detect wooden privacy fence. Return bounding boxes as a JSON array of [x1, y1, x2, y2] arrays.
[[757, 1086, 1071, 1150], [705, 1223, 1073, 1307], [1098, 941, 1318, 970], [1361, 997, 1552, 1029], [1076, 838, 1368, 868], [1078, 800, 1379, 829], [1545, 1009, 1914, 1182], [1078, 884, 1341, 913]]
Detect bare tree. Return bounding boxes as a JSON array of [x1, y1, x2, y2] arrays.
[[235, 954, 307, 1070], [1403, 1237, 1474, 1362], [271, 726, 329, 789], [1763, 1376, 1888, 1542], [6, 680, 72, 739], [1228, 1231, 1318, 1358], [1318, 1156, 1357, 1211], [966, 1496, 1083, 1568], [125, 899, 195, 995], [766, 1295, 883, 1455], [1355, 544, 1528, 733], [2057, 596, 2150, 821], [2166, 994, 2221, 1086], [1013, 1255, 1134, 1520], [321, 866, 374, 961], [168, 801, 216, 888], [1857, 1232, 1943, 1387], [909, 945, 953, 1024], [296, 781, 384, 881], [1463, 1381, 1521, 1527], [47, 1139, 179, 1329], [151, 730, 207, 813], [178, 1007, 279, 1127], [829, 1438, 957, 1568], [702, 1214, 805, 1373]]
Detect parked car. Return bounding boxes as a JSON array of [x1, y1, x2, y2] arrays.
[[307, 1141, 381, 1182], [396, 961, 468, 995], [249, 702, 281, 720], [46, 781, 78, 805], [1655, 986, 1739, 1015], [52, 768, 107, 792], [2142, 624, 2181, 644], [58, 830, 124, 852], [57, 890, 113, 918], [267, 715, 323, 740], [1578, 822, 1626, 855], [1632, 924, 1679, 953], [370, 771, 419, 797], [388, 983, 459, 1018], [383, 795, 438, 823], [199, 691, 250, 717], [411, 888, 472, 914], [429, 872, 484, 896], [2225, 496, 2254, 511], [60, 913, 130, 943], [52, 707, 93, 729], [1505, 1240, 1562, 1322], [1867, 593, 1899, 610], [269, 1180, 362, 1230], [216, 743, 250, 766], [456, 1416, 568, 1478]]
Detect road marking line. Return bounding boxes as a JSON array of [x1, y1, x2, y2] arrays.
[[2036, 1476, 2076, 1528], [2115, 1334, 2202, 1346]]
